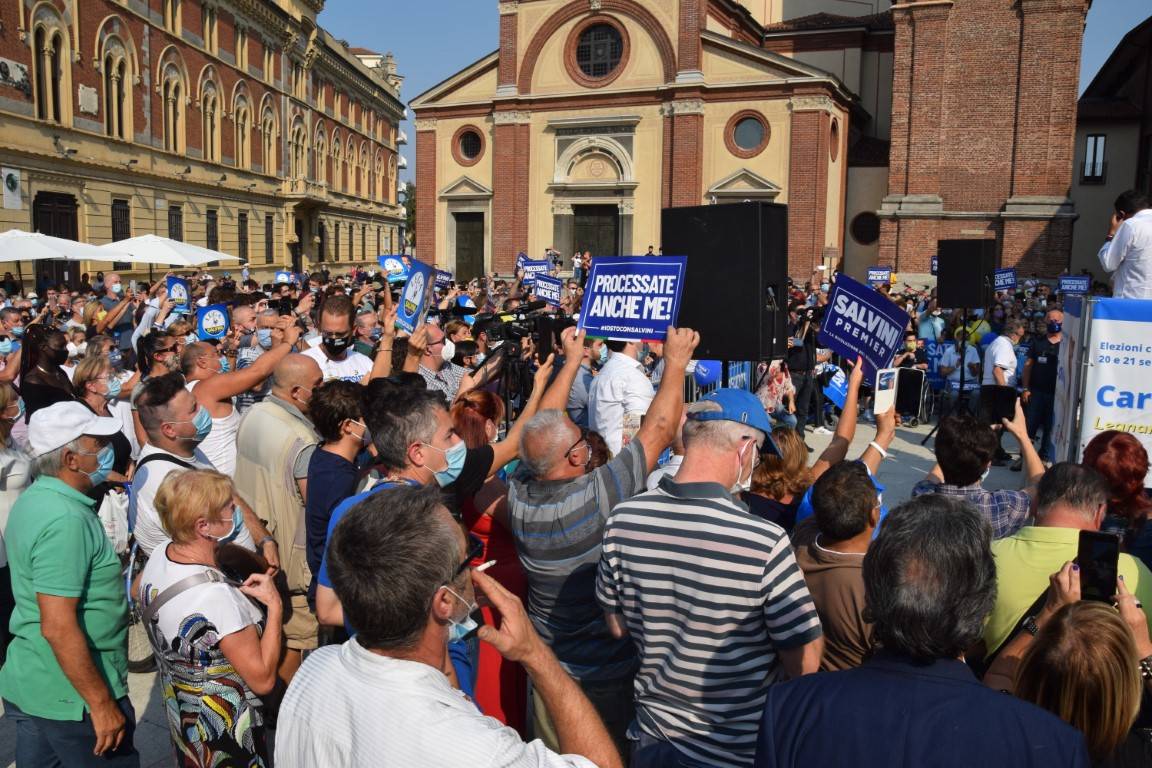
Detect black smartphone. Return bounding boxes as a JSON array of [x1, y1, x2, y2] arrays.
[[1077, 530, 1121, 603], [981, 385, 1018, 426]]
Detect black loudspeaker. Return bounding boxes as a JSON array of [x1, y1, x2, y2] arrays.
[[936, 239, 998, 309], [662, 202, 788, 361]]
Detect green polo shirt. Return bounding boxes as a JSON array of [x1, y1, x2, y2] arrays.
[[0, 476, 128, 720], [985, 525, 1152, 652]]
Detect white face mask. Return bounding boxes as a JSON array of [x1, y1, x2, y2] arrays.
[[441, 339, 456, 363], [731, 439, 755, 494]]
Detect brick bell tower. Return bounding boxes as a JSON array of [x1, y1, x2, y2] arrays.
[[878, 0, 1090, 275]]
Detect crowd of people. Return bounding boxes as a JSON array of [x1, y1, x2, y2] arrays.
[[0, 188, 1149, 768]]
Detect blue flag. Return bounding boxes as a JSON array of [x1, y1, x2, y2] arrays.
[[396, 260, 435, 334], [577, 256, 687, 341], [196, 304, 230, 340], [534, 274, 563, 307], [994, 267, 1017, 291], [166, 276, 190, 312], [818, 274, 910, 378], [823, 368, 849, 409]]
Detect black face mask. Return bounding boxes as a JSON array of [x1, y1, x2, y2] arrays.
[[47, 346, 68, 366], [321, 334, 352, 357]]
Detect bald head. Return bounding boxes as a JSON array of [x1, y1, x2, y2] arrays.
[[270, 354, 324, 411], [180, 341, 213, 375]]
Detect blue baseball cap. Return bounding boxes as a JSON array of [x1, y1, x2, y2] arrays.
[[688, 388, 773, 437]]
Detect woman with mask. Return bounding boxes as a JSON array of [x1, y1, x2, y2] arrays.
[[138, 469, 281, 768], [73, 357, 134, 496], [449, 389, 530, 733], [18, 324, 76, 420], [0, 383, 30, 665]]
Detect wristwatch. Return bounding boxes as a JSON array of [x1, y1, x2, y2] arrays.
[[1022, 615, 1040, 636], [1140, 655, 1152, 682]]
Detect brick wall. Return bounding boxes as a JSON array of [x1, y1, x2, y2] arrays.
[[788, 108, 830, 274], [415, 127, 437, 262], [669, 112, 703, 208], [498, 9, 517, 88], [678, 0, 701, 73], [491, 119, 530, 273]]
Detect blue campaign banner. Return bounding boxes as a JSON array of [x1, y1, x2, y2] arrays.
[[196, 303, 230, 340], [521, 259, 550, 287], [434, 269, 453, 290], [534, 274, 563, 306], [930, 255, 938, 276], [396, 259, 435, 334], [1060, 275, 1091, 295], [924, 339, 955, 391], [516, 252, 527, 272], [274, 270, 292, 285], [823, 368, 849, 409], [994, 267, 1017, 291], [577, 256, 687, 341], [867, 267, 891, 287], [166, 276, 190, 311], [378, 255, 410, 284], [818, 273, 910, 378]]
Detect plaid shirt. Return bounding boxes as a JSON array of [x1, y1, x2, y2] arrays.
[[419, 363, 465, 399], [911, 479, 1032, 539]]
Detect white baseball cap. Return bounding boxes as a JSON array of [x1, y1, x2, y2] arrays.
[[28, 401, 122, 457]]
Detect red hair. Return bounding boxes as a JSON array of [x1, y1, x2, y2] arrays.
[[450, 389, 505, 450], [1082, 430, 1152, 523]]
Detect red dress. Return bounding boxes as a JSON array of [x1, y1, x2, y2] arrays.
[[463, 486, 529, 737]]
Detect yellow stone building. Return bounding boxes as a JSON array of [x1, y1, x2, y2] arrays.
[[0, 0, 406, 287], [410, 0, 894, 279]]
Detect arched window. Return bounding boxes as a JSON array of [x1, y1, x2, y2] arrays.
[[201, 81, 220, 162], [331, 136, 342, 192], [234, 96, 251, 169], [101, 36, 133, 139], [289, 119, 307, 180], [202, 5, 217, 54], [160, 64, 186, 152], [163, 0, 181, 34], [32, 16, 68, 124], [314, 129, 328, 187], [358, 143, 368, 197], [261, 106, 277, 176]]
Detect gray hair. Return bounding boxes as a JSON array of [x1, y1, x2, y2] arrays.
[[32, 439, 82, 479], [367, 388, 444, 471], [519, 410, 576, 478], [683, 400, 752, 451], [1037, 463, 1109, 522], [1003, 318, 1027, 338]]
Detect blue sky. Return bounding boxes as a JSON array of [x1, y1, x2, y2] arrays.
[[317, 0, 1148, 183]]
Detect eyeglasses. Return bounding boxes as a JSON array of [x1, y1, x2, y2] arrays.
[[565, 427, 589, 457], [453, 533, 485, 577]]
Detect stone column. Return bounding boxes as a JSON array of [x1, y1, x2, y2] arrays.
[[552, 201, 574, 258]]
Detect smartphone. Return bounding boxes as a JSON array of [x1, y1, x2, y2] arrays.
[[1077, 530, 1121, 603], [873, 368, 898, 414], [981, 385, 1018, 426]]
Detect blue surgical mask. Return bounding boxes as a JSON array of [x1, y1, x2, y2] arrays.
[[185, 333, 198, 345], [11, 326, 24, 338], [218, 356, 230, 373], [104, 375, 122, 400], [30, 299, 38, 307], [169, 406, 213, 443], [0, 339, 11, 355], [369, 327, 383, 342], [425, 439, 467, 488], [4, 399, 24, 421], [256, 328, 274, 349], [108, 349, 123, 369], [82, 444, 116, 486], [111, 283, 123, 295], [210, 505, 243, 544], [474, 352, 485, 365], [598, 345, 608, 366], [444, 585, 479, 644]]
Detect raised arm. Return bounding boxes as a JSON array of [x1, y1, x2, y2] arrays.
[[192, 321, 301, 404], [362, 304, 398, 385], [812, 356, 864, 482], [860, 406, 896, 475], [634, 327, 699, 474], [490, 353, 556, 471]]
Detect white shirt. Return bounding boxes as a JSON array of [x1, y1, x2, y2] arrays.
[[645, 454, 683, 491], [275, 640, 596, 768], [589, 351, 654, 455], [186, 380, 242, 476], [940, 344, 981, 390], [1100, 209, 1152, 298], [982, 335, 1018, 387], [131, 444, 254, 556], [302, 345, 373, 383]]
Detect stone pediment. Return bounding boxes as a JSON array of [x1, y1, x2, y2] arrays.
[[439, 176, 493, 200], [707, 168, 782, 200]]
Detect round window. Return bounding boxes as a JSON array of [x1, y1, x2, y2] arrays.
[[459, 130, 482, 161], [734, 117, 766, 152], [829, 118, 841, 162], [576, 24, 624, 79], [851, 212, 881, 246]]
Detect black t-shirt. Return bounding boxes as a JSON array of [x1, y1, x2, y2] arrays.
[[444, 444, 495, 515], [786, 320, 818, 372], [897, 348, 928, 368], [1027, 336, 1060, 394]]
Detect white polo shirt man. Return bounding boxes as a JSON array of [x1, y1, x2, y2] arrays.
[[589, 343, 654, 455]]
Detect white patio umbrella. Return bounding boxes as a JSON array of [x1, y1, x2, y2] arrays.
[[98, 234, 242, 267], [0, 229, 133, 263]]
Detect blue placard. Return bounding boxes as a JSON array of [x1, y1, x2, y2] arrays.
[[1059, 275, 1091, 295], [521, 259, 550, 287], [516, 252, 527, 272], [166, 276, 190, 311], [378, 255, 410, 284], [823, 368, 849, 409], [534, 274, 563, 307], [395, 260, 435, 334], [994, 267, 1017, 291], [434, 269, 453, 290], [867, 267, 891, 287], [930, 255, 938, 276], [196, 303, 230, 340], [924, 340, 955, 391], [274, 270, 292, 285], [818, 273, 910, 378], [577, 256, 687, 341]]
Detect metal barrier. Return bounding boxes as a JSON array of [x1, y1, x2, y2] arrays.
[[684, 361, 757, 402]]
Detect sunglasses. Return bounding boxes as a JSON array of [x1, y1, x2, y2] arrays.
[[453, 533, 485, 577]]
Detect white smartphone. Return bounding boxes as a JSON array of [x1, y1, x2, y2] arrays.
[[873, 367, 899, 414]]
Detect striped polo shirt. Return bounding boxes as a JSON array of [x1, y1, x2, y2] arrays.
[[508, 439, 647, 682], [596, 475, 823, 767]]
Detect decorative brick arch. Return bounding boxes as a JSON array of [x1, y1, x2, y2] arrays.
[[517, 0, 676, 94]]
